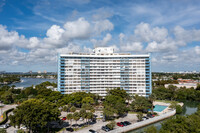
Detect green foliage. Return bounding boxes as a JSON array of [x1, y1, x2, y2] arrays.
[[153, 80, 178, 86], [131, 95, 152, 112], [153, 86, 200, 102], [17, 130, 27, 133], [107, 87, 128, 100], [160, 110, 200, 133], [144, 126, 157, 133], [152, 72, 200, 80], [66, 113, 73, 124], [35, 81, 54, 90], [81, 103, 92, 110], [82, 97, 94, 104], [148, 93, 157, 113], [9, 99, 61, 132], [0, 81, 62, 105], [0, 81, 100, 107], [196, 83, 200, 91], [0, 129, 7, 133], [79, 108, 87, 120], [176, 105, 183, 114], [198, 105, 200, 111], [22, 87, 37, 96], [137, 112, 143, 121], [169, 101, 177, 109], [152, 87, 173, 100], [62, 105, 68, 112], [103, 88, 129, 119], [1, 91, 14, 104], [73, 112, 80, 124], [106, 120, 115, 130], [0, 75, 20, 84], [70, 106, 76, 112], [86, 112, 93, 121], [103, 94, 127, 118]]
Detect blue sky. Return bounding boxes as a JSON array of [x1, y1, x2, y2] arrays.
[[0, 0, 200, 72]]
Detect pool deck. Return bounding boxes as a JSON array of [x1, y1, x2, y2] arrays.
[[153, 101, 183, 115]]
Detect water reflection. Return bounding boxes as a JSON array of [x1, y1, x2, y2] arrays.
[[10, 77, 57, 87]]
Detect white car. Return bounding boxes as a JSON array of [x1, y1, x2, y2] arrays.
[[0, 124, 9, 129], [20, 126, 27, 130], [99, 114, 103, 118], [79, 117, 84, 121]]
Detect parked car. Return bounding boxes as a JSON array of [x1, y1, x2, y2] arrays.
[[62, 117, 66, 120], [147, 114, 155, 118], [89, 129, 97, 133], [121, 122, 128, 126], [0, 124, 9, 129], [117, 122, 124, 127], [147, 113, 154, 118], [137, 119, 143, 122], [20, 126, 27, 130], [99, 114, 103, 118], [101, 126, 110, 132], [123, 121, 131, 125], [143, 116, 149, 119], [66, 127, 74, 132]]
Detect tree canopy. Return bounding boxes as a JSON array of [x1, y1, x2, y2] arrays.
[[131, 95, 152, 112], [9, 99, 61, 132], [103, 88, 129, 119]]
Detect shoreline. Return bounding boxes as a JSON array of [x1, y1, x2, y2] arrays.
[[109, 110, 176, 133]]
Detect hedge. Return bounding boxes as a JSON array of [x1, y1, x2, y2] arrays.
[[0, 108, 14, 125]]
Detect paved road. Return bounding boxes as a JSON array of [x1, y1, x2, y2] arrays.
[[0, 104, 18, 133]]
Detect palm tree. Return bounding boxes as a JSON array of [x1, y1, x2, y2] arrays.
[[73, 112, 80, 128], [67, 113, 73, 126], [149, 93, 156, 114], [86, 112, 93, 125]]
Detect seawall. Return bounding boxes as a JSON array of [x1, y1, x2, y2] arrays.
[[109, 110, 176, 133]]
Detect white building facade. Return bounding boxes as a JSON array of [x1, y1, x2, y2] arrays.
[[58, 47, 152, 97]]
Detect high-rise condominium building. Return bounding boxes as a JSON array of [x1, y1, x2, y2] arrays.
[[58, 47, 151, 97]]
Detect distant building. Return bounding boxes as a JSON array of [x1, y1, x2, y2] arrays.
[[165, 83, 197, 89], [14, 87, 25, 90], [57, 47, 151, 97], [28, 71, 32, 74]]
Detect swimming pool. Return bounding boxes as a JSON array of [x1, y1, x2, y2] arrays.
[[153, 105, 168, 112]]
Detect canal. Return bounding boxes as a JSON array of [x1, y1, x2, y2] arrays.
[[128, 101, 199, 133]]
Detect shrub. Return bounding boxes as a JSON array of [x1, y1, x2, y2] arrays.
[[106, 120, 115, 130], [144, 126, 157, 133], [153, 112, 158, 115], [17, 129, 27, 133], [176, 105, 182, 114], [0, 129, 7, 133], [137, 112, 143, 121]]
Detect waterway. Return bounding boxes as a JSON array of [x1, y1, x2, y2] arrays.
[[128, 101, 199, 133], [10, 77, 57, 87]]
